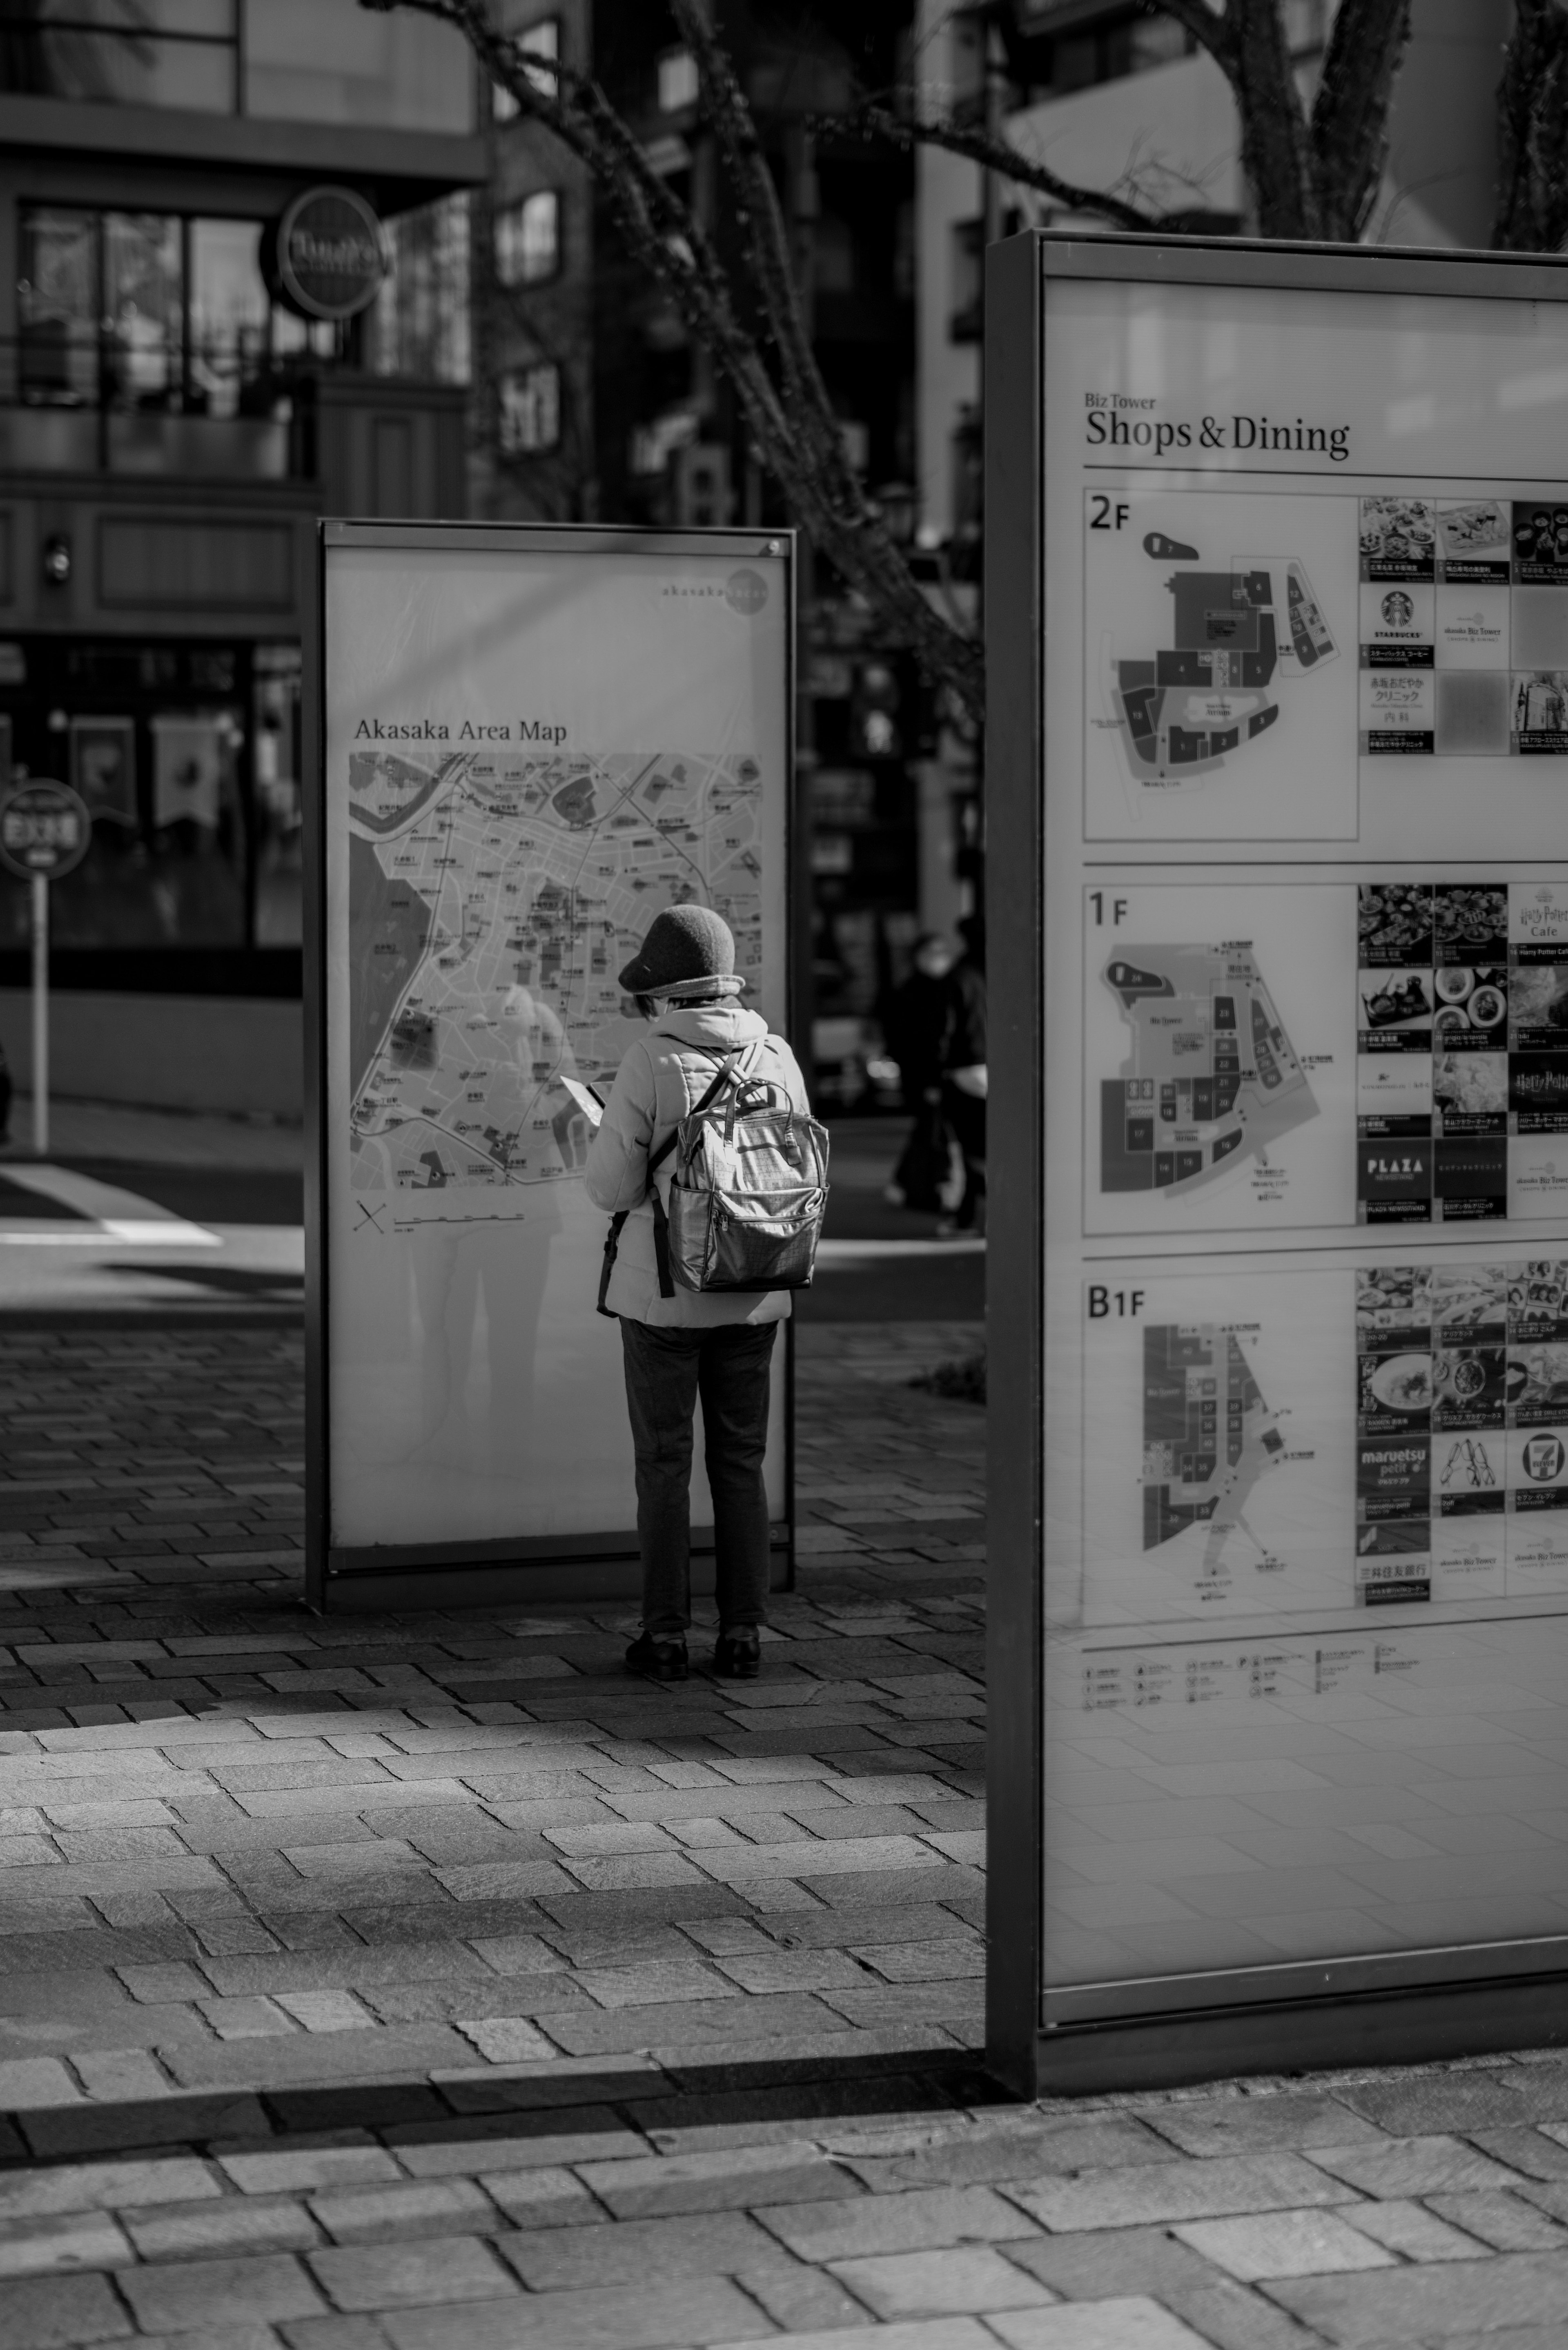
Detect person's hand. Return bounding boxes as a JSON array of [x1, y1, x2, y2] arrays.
[[950, 1065, 987, 1100]]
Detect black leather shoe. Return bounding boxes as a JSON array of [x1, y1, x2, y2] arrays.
[[625, 1632, 688, 1682], [712, 1629, 761, 1679]]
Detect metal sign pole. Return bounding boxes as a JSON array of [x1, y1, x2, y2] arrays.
[[0, 779, 91, 1159], [31, 872, 46, 1160]]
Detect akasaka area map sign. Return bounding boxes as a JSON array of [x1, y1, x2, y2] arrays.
[[311, 524, 792, 1597]]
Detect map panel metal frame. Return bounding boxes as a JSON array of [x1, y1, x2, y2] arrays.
[[305, 519, 798, 1611], [985, 231, 1568, 2098]]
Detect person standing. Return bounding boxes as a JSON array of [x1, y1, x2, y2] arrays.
[[940, 912, 987, 1236], [585, 905, 810, 1683], [882, 932, 956, 1110]]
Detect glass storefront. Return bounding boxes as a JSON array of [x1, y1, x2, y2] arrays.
[[0, 635, 301, 955]]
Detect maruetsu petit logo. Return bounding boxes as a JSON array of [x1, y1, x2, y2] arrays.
[[1084, 394, 1351, 464]]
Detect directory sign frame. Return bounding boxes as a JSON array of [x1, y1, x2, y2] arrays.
[[307, 522, 796, 1607], [985, 234, 1568, 2094]]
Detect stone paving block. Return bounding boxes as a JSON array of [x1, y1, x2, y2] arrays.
[[0, 2270, 134, 2347], [987, 2304, 1215, 2350], [1308, 2133, 1524, 2197], [454, 2018, 555, 2064], [829, 2247, 1054, 2319], [160, 2025, 471, 2090], [22, 2089, 270, 2158], [391, 2112, 646, 2176], [1007, 2150, 1351, 2232], [843, 2118, 1175, 2195], [709, 1949, 871, 1995], [1333, 2070, 1550, 2137], [219, 2147, 402, 2195], [576, 2141, 859, 2218], [497, 2210, 778, 2290], [1267, 2251, 1568, 2342], [0, 2156, 218, 2221], [305, 2175, 496, 2252], [757, 2183, 1038, 2263], [711, 2326, 993, 2350], [279, 2321, 390, 2350], [1425, 2189, 1568, 2250], [118, 2251, 327, 2332], [0, 2209, 132, 2277], [1137, 2093, 1387, 2158], [124, 2196, 320, 2261], [309, 2235, 517, 2310], [572, 1961, 735, 2009], [733, 2261, 873, 2334], [198, 1995, 299, 2040], [0, 2057, 81, 2107], [138, 2328, 282, 2350], [850, 1939, 986, 1984], [381, 2274, 772, 2350], [1171, 2206, 1395, 2280], [543, 1991, 840, 2058], [1469, 2125, 1568, 2182], [477, 2165, 603, 2227]]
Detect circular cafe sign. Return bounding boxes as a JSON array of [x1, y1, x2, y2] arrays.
[[0, 781, 91, 881], [269, 186, 387, 323]]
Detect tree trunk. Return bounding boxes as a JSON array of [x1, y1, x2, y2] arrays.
[[1495, 0, 1568, 251]]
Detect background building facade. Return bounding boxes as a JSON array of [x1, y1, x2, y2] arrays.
[[0, 0, 482, 1114]]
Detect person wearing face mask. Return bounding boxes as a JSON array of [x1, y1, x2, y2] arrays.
[[584, 905, 811, 1684]]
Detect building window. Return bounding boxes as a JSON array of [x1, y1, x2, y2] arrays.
[[0, 0, 239, 113], [494, 191, 561, 287], [0, 0, 476, 132], [17, 203, 349, 427], [1034, 8, 1197, 98], [374, 194, 472, 384], [499, 362, 561, 455], [494, 12, 560, 118], [657, 47, 699, 112]]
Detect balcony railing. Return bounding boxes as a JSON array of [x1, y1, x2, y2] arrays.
[[0, 328, 311, 478]]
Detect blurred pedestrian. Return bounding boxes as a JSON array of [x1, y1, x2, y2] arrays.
[[585, 905, 812, 1686], [940, 913, 987, 1236], [883, 933, 964, 1218]]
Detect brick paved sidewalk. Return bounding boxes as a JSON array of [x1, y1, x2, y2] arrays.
[[3, 1320, 1568, 2347]]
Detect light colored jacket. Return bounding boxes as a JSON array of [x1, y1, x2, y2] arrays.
[[584, 1003, 810, 1325]]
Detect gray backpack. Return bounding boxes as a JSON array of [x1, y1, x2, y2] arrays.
[[598, 1040, 830, 1310]]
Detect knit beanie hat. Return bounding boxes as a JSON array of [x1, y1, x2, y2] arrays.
[[618, 905, 745, 997]]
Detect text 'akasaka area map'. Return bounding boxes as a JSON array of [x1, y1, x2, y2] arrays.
[[346, 748, 763, 1191], [1100, 944, 1318, 1196]]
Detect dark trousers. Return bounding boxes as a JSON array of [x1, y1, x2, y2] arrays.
[[619, 1317, 778, 1638], [943, 1084, 987, 1231]]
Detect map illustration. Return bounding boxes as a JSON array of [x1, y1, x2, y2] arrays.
[[1100, 943, 1318, 1196], [1106, 541, 1337, 785], [1083, 488, 1357, 842], [1143, 1323, 1285, 1573], [346, 747, 764, 1193]]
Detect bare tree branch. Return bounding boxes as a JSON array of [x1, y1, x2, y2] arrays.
[[359, 0, 982, 718], [1310, 0, 1412, 241], [826, 103, 1160, 235]]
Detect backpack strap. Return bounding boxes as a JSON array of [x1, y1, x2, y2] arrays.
[[598, 1047, 746, 1311]]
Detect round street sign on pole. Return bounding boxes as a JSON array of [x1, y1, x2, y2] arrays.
[[0, 781, 91, 1156], [0, 779, 91, 880]]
